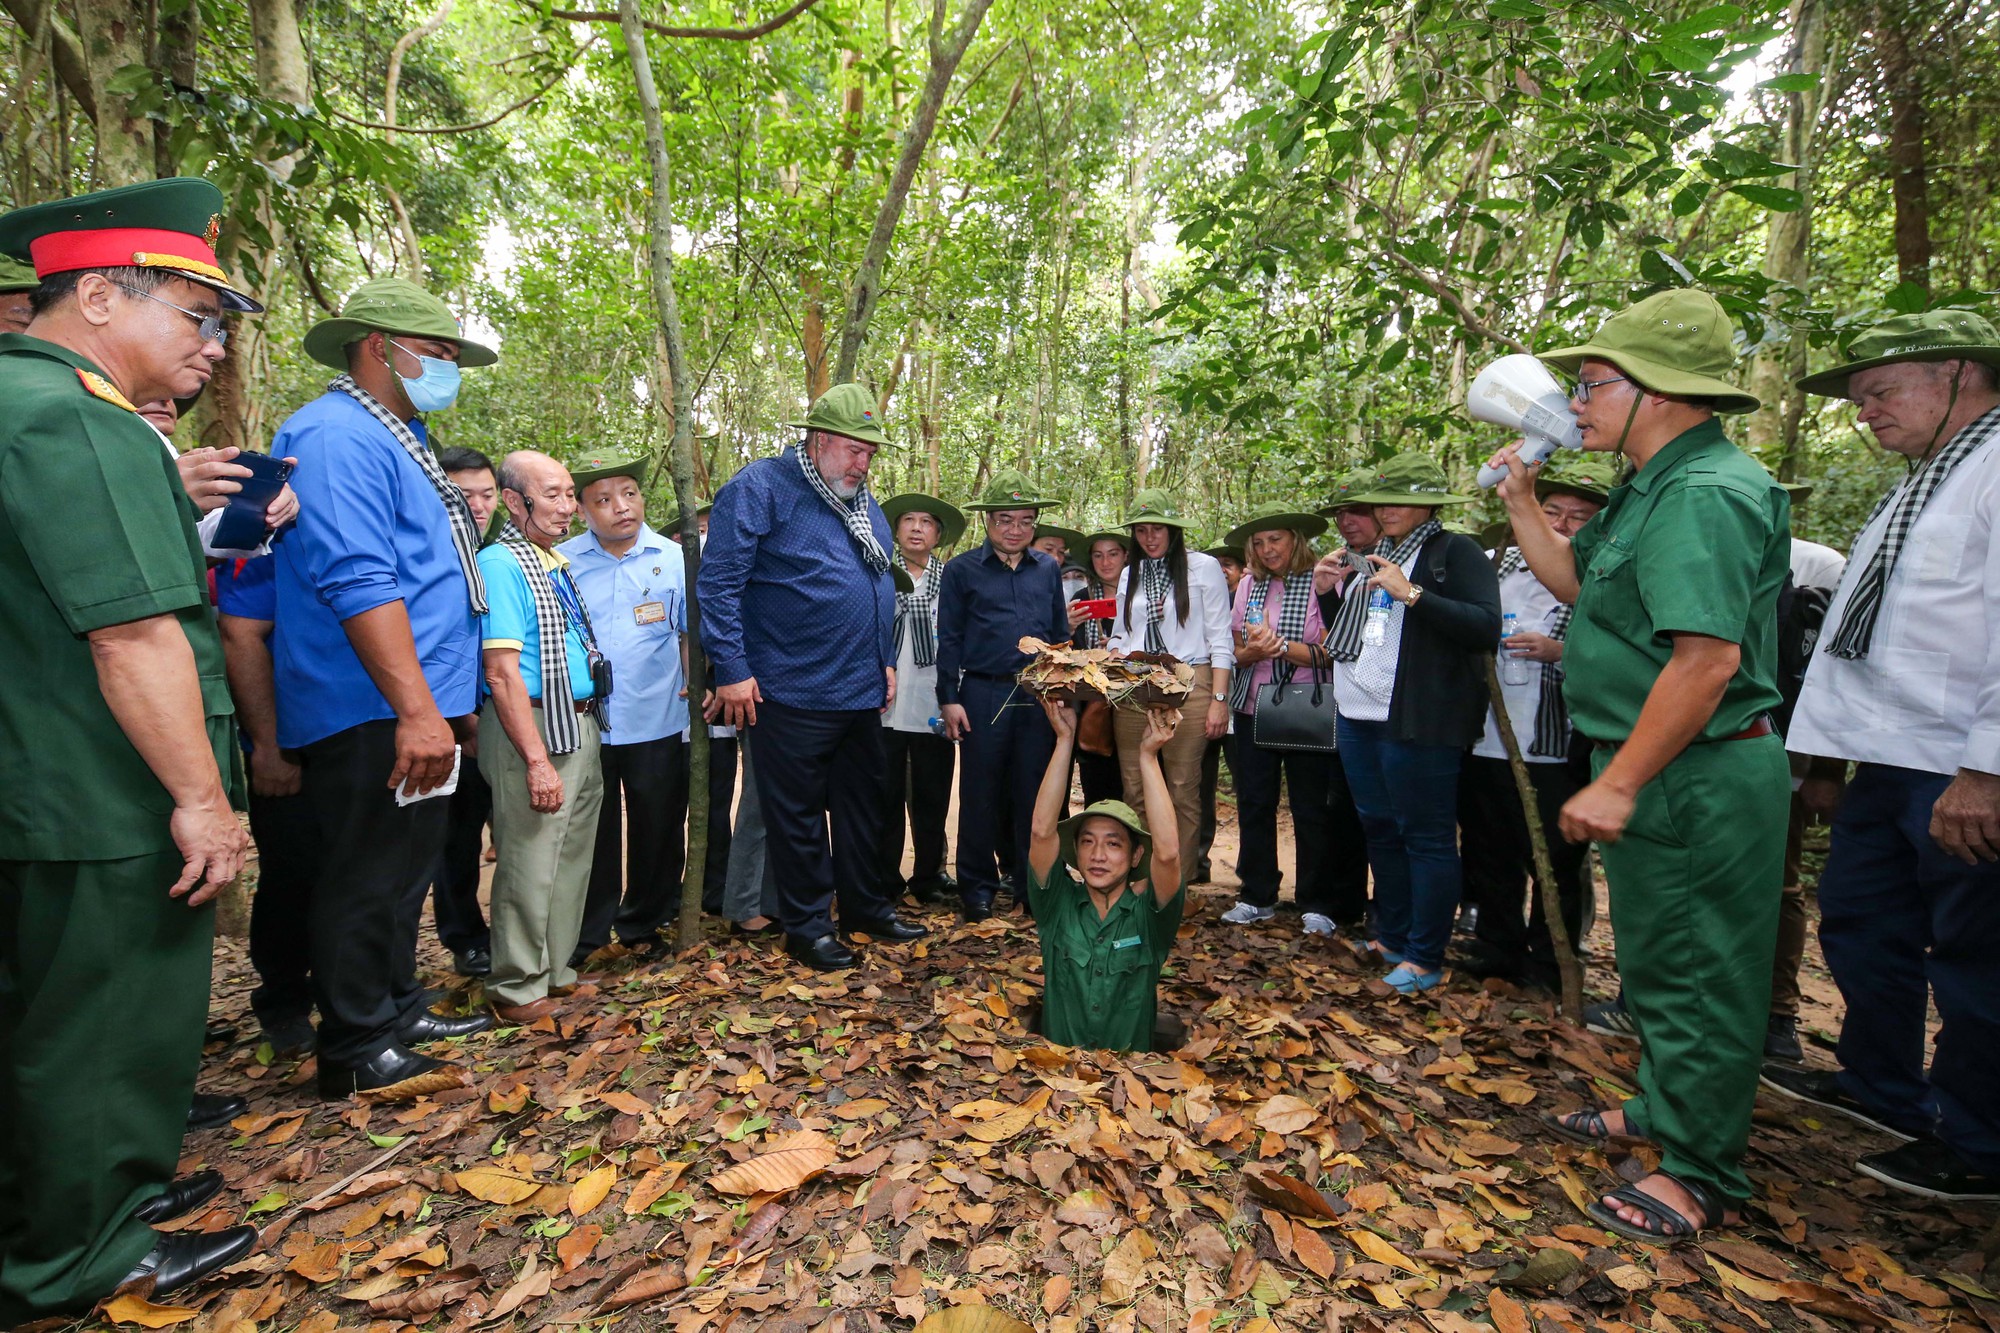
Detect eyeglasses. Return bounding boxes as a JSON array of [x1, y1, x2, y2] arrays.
[[1572, 373, 1630, 404], [987, 514, 1038, 529], [112, 281, 229, 347]]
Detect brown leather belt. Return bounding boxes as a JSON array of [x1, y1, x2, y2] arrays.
[[1593, 714, 1773, 750], [528, 699, 592, 715]]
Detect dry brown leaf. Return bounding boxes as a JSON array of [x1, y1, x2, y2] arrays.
[[1254, 1095, 1319, 1134], [598, 1265, 681, 1312], [365, 1265, 482, 1318], [1101, 1230, 1156, 1305], [558, 1223, 603, 1271], [963, 1088, 1052, 1143], [286, 1241, 346, 1284], [622, 1161, 690, 1214], [1457, 1131, 1522, 1159], [102, 1294, 201, 1328], [1290, 1223, 1341, 1280], [454, 1165, 542, 1204], [597, 1089, 652, 1117], [1345, 1227, 1431, 1277], [486, 1254, 551, 1321], [1246, 1168, 1348, 1223], [914, 1306, 1036, 1333], [569, 1163, 617, 1216], [1054, 1188, 1119, 1230], [1488, 1288, 1531, 1333], [831, 1097, 892, 1120], [1708, 1257, 1787, 1304], [709, 1131, 836, 1196], [1042, 1274, 1073, 1315]]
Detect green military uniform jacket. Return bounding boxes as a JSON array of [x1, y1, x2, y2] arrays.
[[0, 333, 236, 861], [1565, 420, 1789, 740], [1029, 865, 1185, 1052]]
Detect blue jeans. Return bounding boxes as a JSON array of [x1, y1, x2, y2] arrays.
[[1818, 763, 2000, 1168], [1335, 716, 1463, 969]]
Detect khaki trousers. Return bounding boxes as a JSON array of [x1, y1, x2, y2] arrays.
[[1115, 692, 1210, 863], [480, 704, 604, 1007]]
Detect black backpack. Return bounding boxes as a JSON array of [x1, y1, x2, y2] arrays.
[[1772, 571, 1832, 736]]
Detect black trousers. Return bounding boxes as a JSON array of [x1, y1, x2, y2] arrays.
[[431, 763, 491, 954], [701, 735, 737, 910], [1229, 719, 1333, 909], [579, 735, 690, 951], [1078, 748, 1122, 807], [749, 701, 895, 940], [881, 728, 954, 893], [955, 674, 1055, 908], [1458, 753, 1589, 978], [247, 784, 321, 1024], [1195, 737, 1226, 874], [1319, 748, 1371, 925], [299, 719, 451, 1065]]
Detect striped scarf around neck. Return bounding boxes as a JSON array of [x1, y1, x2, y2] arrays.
[[893, 548, 943, 667], [797, 445, 892, 576], [1496, 548, 1573, 757], [1228, 572, 1316, 711], [1138, 557, 1173, 652], [494, 522, 596, 754], [1078, 577, 1115, 649], [1324, 518, 1443, 662]]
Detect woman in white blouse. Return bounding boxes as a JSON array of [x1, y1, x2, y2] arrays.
[[1108, 489, 1235, 867]]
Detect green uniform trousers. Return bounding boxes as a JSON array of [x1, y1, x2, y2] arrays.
[[0, 850, 211, 1322], [1595, 733, 1789, 1204], [480, 705, 604, 1007]]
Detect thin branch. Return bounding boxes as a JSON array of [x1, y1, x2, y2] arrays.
[[547, 0, 825, 41], [327, 37, 598, 135]]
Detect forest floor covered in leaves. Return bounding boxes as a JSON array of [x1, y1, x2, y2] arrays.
[[80, 815, 2000, 1333]]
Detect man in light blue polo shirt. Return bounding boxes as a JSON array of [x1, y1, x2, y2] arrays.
[[560, 452, 690, 962], [272, 278, 496, 1100]]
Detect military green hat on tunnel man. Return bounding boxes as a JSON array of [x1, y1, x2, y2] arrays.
[[0, 255, 38, 294], [963, 468, 1059, 512], [1539, 288, 1760, 414], [1057, 799, 1153, 882], [882, 492, 968, 547], [785, 381, 894, 448], [1340, 453, 1477, 506], [570, 451, 649, 490], [1795, 310, 2000, 399], [1225, 499, 1329, 550], [1034, 523, 1089, 554], [1533, 454, 1621, 505], [1119, 488, 1197, 529], [0, 176, 264, 312], [303, 276, 497, 370], [1317, 465, 1380, 515]]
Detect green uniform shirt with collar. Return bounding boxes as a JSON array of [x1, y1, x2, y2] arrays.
[[0, 332, 236, 861], [1563, 419, 1790, 743], [1029, 864, 1185, 1052]]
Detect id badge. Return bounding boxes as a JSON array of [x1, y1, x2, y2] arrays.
[[634, 600, 667, 626]]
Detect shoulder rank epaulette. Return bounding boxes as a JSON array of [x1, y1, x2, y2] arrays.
[[75, 367, 138, 414]]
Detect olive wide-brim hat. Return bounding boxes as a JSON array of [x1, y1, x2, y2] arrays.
[[963, 468, 1059, 513], [304, 276, 498, 370], [0, 254, 39, 294], [1225, 499, 1329, 550], [1539, 287, 1760, 414], [1533, 454, 1620, 505], [570, 451, 649, 489], [784, 381, 894, 448], [1119, 488, 1197, 530], [1034, 523, 1089, 554], [882, 492, 967, 547], [1796, 310, 2000, 399], [1341, 453, 1477, 506], [1057, 799, 1152, 882]]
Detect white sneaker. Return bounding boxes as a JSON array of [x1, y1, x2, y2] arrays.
[[1220, 901, 1275, 925], [1302, 913, 1337, 937]]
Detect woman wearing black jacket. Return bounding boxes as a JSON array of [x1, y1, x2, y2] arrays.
[[1316, 454, 1501, 994]]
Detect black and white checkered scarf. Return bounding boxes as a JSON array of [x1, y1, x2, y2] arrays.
[[1497, 548, 1573, 758], [893, 548, 942, 667], [330, 374, 486, 614], [1228, 572, 1316, 712], [1324, 519, 1443, 662], [797, 445, 891, 576], [1077, 578, 1115, 649], [1139, 557, 1173, 652], [494, 523, 587, 755], [1825, 404, 2000, 660]]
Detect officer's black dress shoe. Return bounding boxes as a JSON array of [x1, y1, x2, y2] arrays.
[[843, 915, 928, 942], [187, 1093, 246, 1131], [906, 873, 955, 904], [256, 1010, 316, 1057], [317, 1044, 453, 1100], [135, 1170, 224, 1225], [397, 1010, 494, 1044], [117, 1225, 257, 1299], [203, 1021, 238, 1045], [960, 897, 994, 923], [453, 945, 492, 977], [785, 934, 857, 971]]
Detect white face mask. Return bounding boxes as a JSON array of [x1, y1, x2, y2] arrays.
[[1062, 571, 1088, 598]]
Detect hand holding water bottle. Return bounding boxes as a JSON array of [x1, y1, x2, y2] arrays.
[[1361, 555, 1412, 647], [1499, 611, 1532, 684]]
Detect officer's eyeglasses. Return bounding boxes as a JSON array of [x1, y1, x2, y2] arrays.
[[1572, 373, 1630, 404], [112, 281, 230, 347]]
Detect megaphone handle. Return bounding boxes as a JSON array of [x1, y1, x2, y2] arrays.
[[1475, 436, 1559, 489]]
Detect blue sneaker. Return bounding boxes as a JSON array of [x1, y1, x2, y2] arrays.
[[1384, 963, 1442, 995]]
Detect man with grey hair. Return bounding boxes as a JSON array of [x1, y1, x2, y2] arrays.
[[477, 450, 606, 1022]]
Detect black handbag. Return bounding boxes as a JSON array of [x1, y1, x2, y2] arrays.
[[1253, 673, 1337, 753]]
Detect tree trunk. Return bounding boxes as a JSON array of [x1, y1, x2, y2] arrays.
[[249, 0, 311, 105], [74, 0, 152, 185], [831, 0, 996, 383], [620, 0, 711, 949], [1873, 1, 1930, 291], [381, 0, 455, 274]]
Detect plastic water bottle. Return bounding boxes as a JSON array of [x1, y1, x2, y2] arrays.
[[1246, 606, 1264, 628], [1500, 611, 1531, 684], [1362, 586, 1393, 646], [928, 715, 957, 743]]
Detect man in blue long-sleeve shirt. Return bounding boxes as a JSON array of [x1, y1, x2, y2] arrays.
[[937, 469, 1072, 919], [698, 384, 926, 970]]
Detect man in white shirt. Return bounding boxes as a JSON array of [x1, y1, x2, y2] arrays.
[[879, 493, 965, 905], [1764, 311, 2000, 1202]]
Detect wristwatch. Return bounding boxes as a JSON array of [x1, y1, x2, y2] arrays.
[[1403, 584, 1425, 608]]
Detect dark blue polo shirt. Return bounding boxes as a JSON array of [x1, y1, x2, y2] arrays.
[[934, 542, 1070, 706]]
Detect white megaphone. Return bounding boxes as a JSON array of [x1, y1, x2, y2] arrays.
[[1469, 354, 1584, 488]]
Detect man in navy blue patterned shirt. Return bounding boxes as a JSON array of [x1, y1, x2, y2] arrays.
[[698, 384, 927, 970]]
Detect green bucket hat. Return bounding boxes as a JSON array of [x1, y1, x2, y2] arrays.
[[1033, 523, 1088, 555], [1778, 480, 1813, 504], [784, 381, 893, 448], [1084, 529, 1131, 553], [1795, 310, 2000, 399], [570, 451, 648, 490], [881, 492, 967, 547], [665, 500, 713, 530], [1539, 288, 1759, 414], [1316, 465, 1380, 515], [0, 254, 38, 294], [1225, 500, 1329, 550], [1533, 454, 1620, 504], [304, 277, 497, 370], [1202, 544, 1244, 563], [1340, 453, 1477, 506], [1120, 488, 1197, 529], [1056, 799, 1152, 882], [964, 468, 1059, 512]]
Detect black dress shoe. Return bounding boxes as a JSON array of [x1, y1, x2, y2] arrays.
[[187, 1093, 246, 1131], [397, 1010, 494, 1044], [569, 944, 602, 970], [317, 1044, 451, 1100], [118, 1225, 257, 1299], [203, 1021, 238, 1045], [843, 915, 928, 942], [785, 934, 857, 971], [255, 1010, 316, 1056], [906, 874, 955, 904], [960, 897, 994, 923], [135, 1170, 224, 1225], [453, 945, 492, 977]]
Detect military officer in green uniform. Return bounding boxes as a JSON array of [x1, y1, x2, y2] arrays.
[[1488, 289, 1791, 1241], [0, 254, 35, 332], [0, 179, 264, 1318]]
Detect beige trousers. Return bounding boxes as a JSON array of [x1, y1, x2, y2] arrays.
[[1114, 691, 1210, 863]]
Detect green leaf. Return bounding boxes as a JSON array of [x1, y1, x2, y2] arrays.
[[245, 1190, 287, 1218], [1658, 5, 1741, 39], [1640, 250, 1694, 286], [1758, 72, 1822, 92], [367, 1133, 406, 1149], [1730, 183, 1804, 211], [1884, 282, 1930, 315]]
